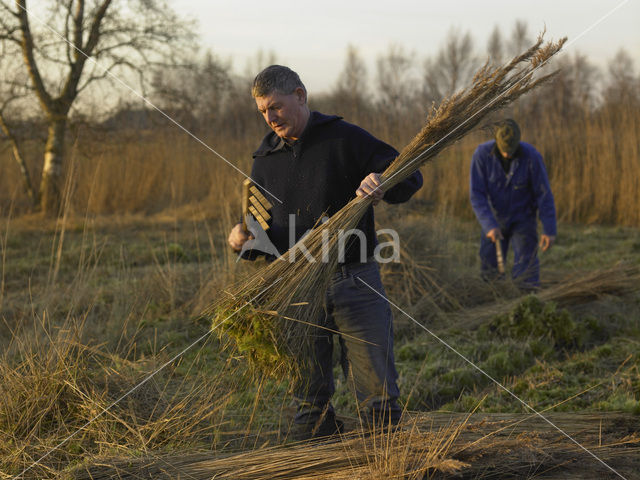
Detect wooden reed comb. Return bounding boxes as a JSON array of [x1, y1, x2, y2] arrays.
[[241, 178, 272, 232]]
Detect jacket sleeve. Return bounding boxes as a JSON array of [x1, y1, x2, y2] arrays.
[[470, 147, 500, 234], [363, 134, 423, 204], [530, 150, 557, 236]]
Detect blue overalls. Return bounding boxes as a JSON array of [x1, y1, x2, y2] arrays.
[[470, 141, 557, 288]]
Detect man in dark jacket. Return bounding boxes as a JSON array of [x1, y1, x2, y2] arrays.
[[470, 119, 556, 288], [228, 65, 422, 438]]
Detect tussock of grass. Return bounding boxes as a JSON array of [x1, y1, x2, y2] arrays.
[[482, 295, 578, 347], [0, 317, 230, 479]]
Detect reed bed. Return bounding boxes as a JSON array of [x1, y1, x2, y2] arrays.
[[207, 35, 567, 380]]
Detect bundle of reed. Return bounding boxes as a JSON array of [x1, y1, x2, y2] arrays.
[[75, 418, 470, 480], [207, 34, 567, 381], [74, 412, 640, 479], [538, 262, 640, 305], [452, 262, 640, 330]]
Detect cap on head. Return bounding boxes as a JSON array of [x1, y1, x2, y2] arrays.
[[252, 65, 307, 99], [495, 119, 521, 157]]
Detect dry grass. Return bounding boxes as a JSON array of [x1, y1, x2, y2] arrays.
[[0, 209, 248, 479], [1, 187, 638, 479], [72, 412, 640, 479], [451, 262, 640, 330], [0, 315, 231, 479]]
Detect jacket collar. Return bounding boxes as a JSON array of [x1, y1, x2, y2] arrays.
[[491, 141, 522, 161], [253, 111, 341, 157]]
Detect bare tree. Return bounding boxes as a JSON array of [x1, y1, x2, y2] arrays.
[[243, 49, 278, 79], [487, 25, 503, 65], [525, 51, 601, 123], [376, 43, 417, 115], [605, 48, 639, 106], [568, 53, 601, 110], [152, 50, 232, 131], [0, 54, 38, 204], [0, 0, 192, 215], [332, 45, 369, 122], [423, 28, 478, 103], [508, 20, 531, 58]]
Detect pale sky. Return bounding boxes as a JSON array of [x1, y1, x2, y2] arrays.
[[171, 0, 640, 93]]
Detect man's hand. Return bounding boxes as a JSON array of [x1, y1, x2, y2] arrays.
[[228, 222, 253, 252], [539, 234, 555, 252], [356, 173, 385, 205], [486, 228, 503, 243]]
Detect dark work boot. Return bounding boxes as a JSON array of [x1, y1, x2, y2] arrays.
[[290, 404, 344, 441]]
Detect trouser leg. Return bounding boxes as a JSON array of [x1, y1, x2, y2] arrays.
[[293, 312, 335, 425], [510, 220, 540, 288], [329, 261, 401, 425]]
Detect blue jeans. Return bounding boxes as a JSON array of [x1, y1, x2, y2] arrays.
[[480, 219, 540, 288], [294, 260, 401, 425]]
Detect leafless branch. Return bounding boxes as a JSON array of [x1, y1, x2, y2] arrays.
[[0, 100, 37, 205], [64, 0, 73, 65], [72, 0, 84, 62], [77, 57, 141, 93], [16, 0, 53, 111], [0, 2, 20, 43]]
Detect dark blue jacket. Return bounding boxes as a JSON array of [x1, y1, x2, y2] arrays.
[[470, 140, 556, 235], [250, 111, 423, 264]]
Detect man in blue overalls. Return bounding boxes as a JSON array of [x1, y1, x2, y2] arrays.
[[470, 119, 556, 288]]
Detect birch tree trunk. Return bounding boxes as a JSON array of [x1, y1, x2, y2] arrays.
[[40, 117, 67, 215]]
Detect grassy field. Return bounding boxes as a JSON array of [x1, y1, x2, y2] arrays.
[[0, 24, 638, 478], [0, 197, 639, 478]]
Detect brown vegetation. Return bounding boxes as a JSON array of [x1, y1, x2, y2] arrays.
[[74, 412, 640, 479], [1, 24, 639, 225], [0, 20, 639, 480]]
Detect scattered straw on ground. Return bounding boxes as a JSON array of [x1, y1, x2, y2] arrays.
[[73, 412, 640, 479], [452, 262, 640, 330]]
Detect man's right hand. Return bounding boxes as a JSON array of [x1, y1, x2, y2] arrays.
[[486, 228, 503, 243], [228, 223, 252, 252]]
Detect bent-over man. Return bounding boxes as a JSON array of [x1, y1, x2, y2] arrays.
[[470, 119, 556, 289]]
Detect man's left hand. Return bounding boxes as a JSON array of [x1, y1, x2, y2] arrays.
[[540, 234, 555, 252], [356, 173, 385, 205]]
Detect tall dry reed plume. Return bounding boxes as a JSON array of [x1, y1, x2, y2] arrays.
[[207, 34, 567, 381]]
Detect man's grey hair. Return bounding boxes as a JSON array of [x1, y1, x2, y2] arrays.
[[252, 65, 307, 98]]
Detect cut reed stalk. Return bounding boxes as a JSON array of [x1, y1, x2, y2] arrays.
[[452, 262, 640, 330], [73, 412, 640, 480]]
